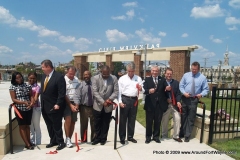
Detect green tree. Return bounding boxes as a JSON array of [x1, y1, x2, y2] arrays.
[[113, 62, 125, 77]]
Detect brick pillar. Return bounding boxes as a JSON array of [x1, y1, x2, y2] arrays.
[[106, 55, 114, 74], [134, 54, 143, 77], [170, 50, 190, 81], [74, 56, 89, 80]]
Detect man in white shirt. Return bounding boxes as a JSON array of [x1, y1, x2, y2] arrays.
[[63, 66, 80, 148], [118, 62, 143, 144]]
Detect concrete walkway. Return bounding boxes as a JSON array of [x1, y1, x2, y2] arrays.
[[0, 81, 234, 160]]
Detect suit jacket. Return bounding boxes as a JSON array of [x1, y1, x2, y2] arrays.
[[41, 70, 66, 114], [143, 76, 169, 112], [167, 79, 181, 111], [92, 74, 119, 113]]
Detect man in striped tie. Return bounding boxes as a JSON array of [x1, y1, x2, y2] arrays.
[[179, 61, 209, 142]]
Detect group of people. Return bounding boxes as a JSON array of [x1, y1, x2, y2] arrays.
[[9, 59, 209, 151]]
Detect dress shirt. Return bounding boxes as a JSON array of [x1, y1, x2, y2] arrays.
[[45, 69, 54, 81], [118, 74, 143, 103], [179, 72, 209, 97], [75, 80, 93, 106]]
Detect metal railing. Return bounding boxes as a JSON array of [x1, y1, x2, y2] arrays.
[[196, 100, 206, 143], [167, 100, 206, 143], [8, 103, 16, 154], [208, 86, 240, 144]]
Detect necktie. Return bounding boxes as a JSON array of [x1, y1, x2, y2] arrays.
[[43, 75, 49, 92], [191, 74, 195, 96], [87, 84, 93, 106], [154, 77, 158, 88]]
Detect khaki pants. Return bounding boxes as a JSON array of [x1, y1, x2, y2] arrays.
[[162, 104, 181, 139], [80, 105, 95, 142]]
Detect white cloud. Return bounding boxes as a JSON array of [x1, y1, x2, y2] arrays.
[[181, 33, 188, 38], [193, 45, 216, 58], [111, 9, 135, 20], [225, 16, 240, 25], [229, 0, 240, 8], [135, 29, 161, 44], [138, 17, 144, 22], [122, 2, 138, 7], [59, 36, 76, 43], [228, 25, 238, 30], [159, 31, 166, 37], [111, 15, 126, 20], [126, 9, 135, 19], [38, 29, 60, 37], [15, 18, 43, 31], [0, 44, 13, 53], [31, 43, 73, 56], [106, 29, 128, 43], [190, 4, 225, 18], [17, 37, 24, 41], [209, 35, 222, 43], [74, 38, 92, 50], [0, 6, 16, 24], [204, 0, 222, 4]]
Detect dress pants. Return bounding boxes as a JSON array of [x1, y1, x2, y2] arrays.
[[179, 97, 199, 138], [42, 109, 64, 144], [30, 107, 42, 145], [119, 96, 138, 141], [93, 108, 112, 142], [162, 104, 181, 139], [80, 105, 95, 142], [145, 102, 162, 140]]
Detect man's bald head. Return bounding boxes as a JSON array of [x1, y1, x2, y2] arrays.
[[83, 70, 91, 82]]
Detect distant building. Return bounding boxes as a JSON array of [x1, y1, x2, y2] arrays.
[[200, 47, 240, 85]]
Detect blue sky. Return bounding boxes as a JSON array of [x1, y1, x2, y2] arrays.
[[0, 0, 240, 67]]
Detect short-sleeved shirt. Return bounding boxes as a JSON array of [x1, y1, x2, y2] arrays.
[[30, 83, 41, 107], [9, 83, 32, 111], [65, 75, 80, 101]]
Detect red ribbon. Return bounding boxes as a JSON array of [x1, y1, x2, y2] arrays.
[[170, 89, 182, 114], [171, 89, 176, 106], [46, 150, 58, 154], [75, 132, 80, 152], [134, 84, 140, 107], [107, 101, 118, 107], [12, 103, 23, 119]]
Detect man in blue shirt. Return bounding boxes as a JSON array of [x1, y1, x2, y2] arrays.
[[179, 61, 209, 142]]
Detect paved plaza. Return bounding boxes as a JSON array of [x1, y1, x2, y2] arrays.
[[0, 81, 234, 160]]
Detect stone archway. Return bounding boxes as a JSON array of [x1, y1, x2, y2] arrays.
[[73, 45, 197, 81]]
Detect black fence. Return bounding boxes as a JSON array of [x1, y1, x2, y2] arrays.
[[208, 86, 240, 144]]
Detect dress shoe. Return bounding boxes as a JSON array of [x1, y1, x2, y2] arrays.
[[173, 138, 183, 142], [56, 143, 66, 150], [145, 139, 151, 144], [152, 139, 161, 143], [184, 137, 190, 142], [120, 140, 125, 145], [128, 138, 137, 143], [100, 141, 106, 145], [46, 143, 58, 148], [179, 134, 184, 138], [92, 140, 100, 145], [25, 145, 34, 150]]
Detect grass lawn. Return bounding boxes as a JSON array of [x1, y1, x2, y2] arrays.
[[136, 98, 240, 160]]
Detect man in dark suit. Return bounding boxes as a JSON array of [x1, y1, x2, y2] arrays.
[[41, 59, 66, 150], [143, 65, 170, 144]]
